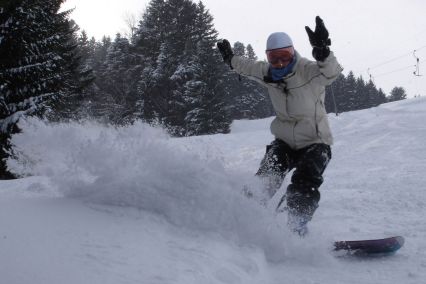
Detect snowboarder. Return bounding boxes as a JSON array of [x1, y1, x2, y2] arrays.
[[217, 16, 343, 236]]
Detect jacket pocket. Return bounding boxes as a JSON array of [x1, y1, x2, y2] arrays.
[[293, 119, 317, 146]]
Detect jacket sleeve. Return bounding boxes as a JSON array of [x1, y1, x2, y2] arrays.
[[231, 56, 269, 82], [303, 51, 343, 86]]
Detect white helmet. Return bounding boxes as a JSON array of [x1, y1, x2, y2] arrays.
[[266, 32, 293, 51]]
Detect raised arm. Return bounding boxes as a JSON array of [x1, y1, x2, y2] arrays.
[[217, 39, 268, 81], [304, 16, 343, 85]]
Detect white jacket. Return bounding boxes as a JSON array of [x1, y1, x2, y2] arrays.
[[231, 51, 343, 149]]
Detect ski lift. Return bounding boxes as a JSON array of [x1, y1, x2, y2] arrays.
[[367, 68, 375, 82], [413, 50, 422, 76]]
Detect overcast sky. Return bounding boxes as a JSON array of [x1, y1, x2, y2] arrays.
[[61, 0, 426, 98]]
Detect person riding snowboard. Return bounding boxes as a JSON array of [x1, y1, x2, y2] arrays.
[[217, 16, 343, 236]]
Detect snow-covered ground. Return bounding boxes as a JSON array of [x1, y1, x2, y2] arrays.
[[1, 97, 426, 284]]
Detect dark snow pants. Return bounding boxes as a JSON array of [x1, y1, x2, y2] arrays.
[[256, 139, 332, 216]]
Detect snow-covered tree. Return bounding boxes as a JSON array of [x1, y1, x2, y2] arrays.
[[134, 0, 232, 135], [134, 0, 183, 124], [0, 0, 89, 178], [95, 33, 143, 124], [179, 1, 232, 135]]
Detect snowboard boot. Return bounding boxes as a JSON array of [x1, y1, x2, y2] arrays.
[[285, 184, 320, 237]]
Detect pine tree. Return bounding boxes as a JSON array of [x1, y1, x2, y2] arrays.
[[377, 88, 387, 105], [354, 76, 366, 110], [178, 1, 232, 135], [325, 72, 389, 114], [49, 22, 96, 121], [233, 42, 245, 57], [388, 87, 407, 102], [93, 36, 112, 73], [73, 35, 113, 121], [344, 71, 358, 110], [134, 0, 167, 64], [134, 0, 232, 135], [97, 33, 142, 124], [362, 79, 386, 108], [0, 0, 89, 178], [246, 44, 257, 60], [78, 30, 92, 63], [135, 0, 185, 124]]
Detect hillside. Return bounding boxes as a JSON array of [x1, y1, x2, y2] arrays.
[[1, 97, 426, 284]]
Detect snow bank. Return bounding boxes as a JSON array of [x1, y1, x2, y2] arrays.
[[7, 118, 328, 262]]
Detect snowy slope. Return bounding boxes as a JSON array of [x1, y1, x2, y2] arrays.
[[1, 97, 426, 284]]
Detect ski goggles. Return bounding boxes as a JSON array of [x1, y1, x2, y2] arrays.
[[266, 47, 295, 68]]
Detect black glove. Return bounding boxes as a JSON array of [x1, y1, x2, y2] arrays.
[[217, 39, 234, 69], [305, 16, 331, 61]]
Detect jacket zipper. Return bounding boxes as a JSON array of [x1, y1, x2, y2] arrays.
[[293, 120, 298, 146], [285, 91, 298, 146], [284, 86, 289, 117], [315, 100, 322, 140], [315, 100, 319, 136]]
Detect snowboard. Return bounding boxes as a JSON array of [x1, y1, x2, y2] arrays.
[[333, 236, 404, 256]]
